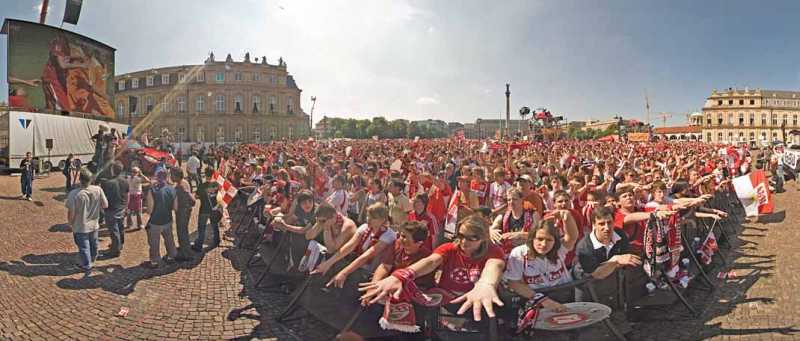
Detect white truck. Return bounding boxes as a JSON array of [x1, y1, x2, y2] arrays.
[[0, 110, 129, 171]]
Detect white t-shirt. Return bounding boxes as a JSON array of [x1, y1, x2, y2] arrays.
[[503, 244, 572, 290], [489, 181, 511, 210], [354, 224, 397, 254], [326, 189, 349, 214], [128, 176, 145, 194]]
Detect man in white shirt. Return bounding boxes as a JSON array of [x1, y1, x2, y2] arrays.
[[66, 169, 109, 274], [186, 152, 201, 192]]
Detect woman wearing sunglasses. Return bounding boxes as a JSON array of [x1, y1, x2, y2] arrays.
[[359, 214, 506, 331]]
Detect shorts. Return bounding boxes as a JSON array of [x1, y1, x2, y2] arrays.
[[128, 193, 143, 211]]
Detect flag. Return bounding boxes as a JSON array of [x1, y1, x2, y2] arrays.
[[732, 170, 773, 217], [784, 150, 800, 170], [698, 231, 719, 265], [443, 191, 462, 237], [211, 171, 238, 207], [62, 0, 83, 25]]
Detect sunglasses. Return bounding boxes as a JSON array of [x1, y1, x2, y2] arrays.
[[456, 233, 481, 242]]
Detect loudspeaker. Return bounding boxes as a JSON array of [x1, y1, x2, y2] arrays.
[[46, 139, 54, 150]]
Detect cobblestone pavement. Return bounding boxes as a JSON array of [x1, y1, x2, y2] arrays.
[[0, 173, 798, 340]]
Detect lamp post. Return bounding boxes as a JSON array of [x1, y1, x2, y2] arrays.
[[309, 96, 317, 136], [505, 84, 511, 139]]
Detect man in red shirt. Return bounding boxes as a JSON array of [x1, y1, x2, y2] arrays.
[[369, 221, 434, 289], [613, 186, 675, 253]]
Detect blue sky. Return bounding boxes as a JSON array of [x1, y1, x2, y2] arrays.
[[2, 0, 800, 126]]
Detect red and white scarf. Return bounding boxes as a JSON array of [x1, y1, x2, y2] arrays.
[[379, 268, 457, 333]]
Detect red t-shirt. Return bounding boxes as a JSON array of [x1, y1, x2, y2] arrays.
[[383, 241, 434, 288], [470, 180, 489, 206], [433, 242, 505, 293], [427, 184, 452, 224], [408, 210, 440, 250], [614, 209, 645, 253]]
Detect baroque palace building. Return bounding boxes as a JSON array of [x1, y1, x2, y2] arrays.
[[702, 88, 800, 146], [114, 52, 310, 143]]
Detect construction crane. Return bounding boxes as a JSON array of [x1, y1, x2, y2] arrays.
[[654, 112, 672, 127]]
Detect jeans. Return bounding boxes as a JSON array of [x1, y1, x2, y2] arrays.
[[194, 213, 220, 247], [73, 230, 99, 269], [147, 222, 178, 264], [175, 208, 192, 257], [65, 174, 72, 193], [21, 176, 32, 198], [775, 165, 785, 192], [104, 210, 125, 253]]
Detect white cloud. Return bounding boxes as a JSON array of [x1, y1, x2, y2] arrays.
[[416, 96, 440, 105]]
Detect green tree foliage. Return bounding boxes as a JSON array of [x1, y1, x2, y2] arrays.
[[323, 117, 447, 139]]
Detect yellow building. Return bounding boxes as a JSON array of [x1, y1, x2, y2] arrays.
[[114, 52, 310, 143], [702, 88, 800, 146]]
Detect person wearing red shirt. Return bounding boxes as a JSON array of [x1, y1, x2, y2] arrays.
[[469, 167, 489, 206], [612, 186, 675, 253], [408, 193, 440, 249], [360, 214, 506, 322], [370, 221, 434, 289], [426, 171, 452, 224]]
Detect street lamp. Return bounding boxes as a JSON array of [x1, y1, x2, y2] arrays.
[[309, 96, 317, 135]]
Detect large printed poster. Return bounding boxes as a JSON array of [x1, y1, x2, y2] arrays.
[[5, 19, 116, 118]]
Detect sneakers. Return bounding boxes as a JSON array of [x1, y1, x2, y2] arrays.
[[26, 197, 32, 201]]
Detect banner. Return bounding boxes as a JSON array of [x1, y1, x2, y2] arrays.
[[4, 19, 115, 118], [784, 151, 799, 170], [63, 0, 83, 25], [627, 132, 650, 142], [732, 170, 773, 217]]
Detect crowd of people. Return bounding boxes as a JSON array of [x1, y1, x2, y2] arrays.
[[51, 133, 794, 337]]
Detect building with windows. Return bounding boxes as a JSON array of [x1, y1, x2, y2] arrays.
[[702, 88, 800, 146], [115, 52, 310, 143]]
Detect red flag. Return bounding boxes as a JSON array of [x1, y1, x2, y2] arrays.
[[211, 171, 238, 207]]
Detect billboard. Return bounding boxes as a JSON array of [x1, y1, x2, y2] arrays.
[[627, 132, 651, 142], [3, 19, 115, 118]]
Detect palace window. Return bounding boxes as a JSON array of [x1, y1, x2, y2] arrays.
[[161, 74, 170, 85], [234, 127, 243, 142], [252, 95, 261, 113], [287, 96, 293, 114], [728, 99, 733, 105], [750, 132, 755, 140], [750, 99, 755, 105], [717, 113, 723, 125], [761, 114, 767, 126], [717, 100, 722, 106], [253, 73, 261, 81], [196, 126, 205, 142], [216, 126, 225, 142], [783, 114, 788, 126], [160, 98, 169, 112], [739, 100, 744, 105], [177, 127, 186, 142], [132, 78, 139, 89], [195, 96, 205, 112], [117, 101, 125, 118], [234, 95, 243, 113], [772, 115, 778, 126], [235, 72, 242, 81], [706, 114, 712, 126], [727, 113, 733, 125], [178, 74, 185, 82], [749, 113, 754, 126], [215, 95, 225, 112], [738, 113, 744, 126], [253, 128, 261, 143], [118, 80, 125, 91], [146, 76, 154, 87], [196, 72, 205, 82], [177, 96, 186, 112], [216, 72, 225, 83], [269, 95, 277, 113], [145, 96, 154, 113], [794, 115, 798, 126]]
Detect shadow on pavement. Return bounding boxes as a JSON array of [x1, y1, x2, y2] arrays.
[[756, 210, 786, 224], [49, 224, 71, 233]]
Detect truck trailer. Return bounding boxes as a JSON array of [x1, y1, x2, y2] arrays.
[[0, 110, 129, 171]]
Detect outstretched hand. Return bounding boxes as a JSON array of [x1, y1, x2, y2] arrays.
[[450, 281, 503, 321]]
